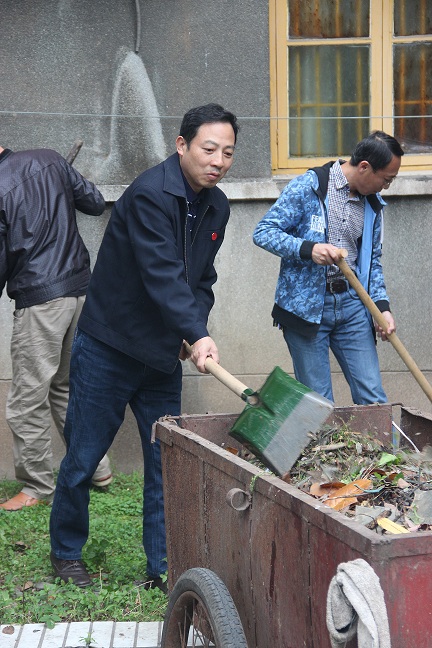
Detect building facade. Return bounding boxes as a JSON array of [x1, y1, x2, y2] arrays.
[[1, 0, 431, 475]]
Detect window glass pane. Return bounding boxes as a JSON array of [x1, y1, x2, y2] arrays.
[[288, 45, 369, 157], [288, 0, 369, 39], [394, 0, 432, 37], [394, 42, 432, 152]]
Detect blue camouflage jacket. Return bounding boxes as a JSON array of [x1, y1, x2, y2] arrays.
[[253, 162, 390, 334]]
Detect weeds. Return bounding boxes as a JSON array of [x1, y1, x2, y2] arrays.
[[80, 632, 97, 647], [0, 472, 167, 628]]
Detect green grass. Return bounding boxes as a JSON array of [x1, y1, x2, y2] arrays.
[[0, 472, 167, 628]]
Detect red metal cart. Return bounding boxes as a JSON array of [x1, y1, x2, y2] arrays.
[[156, 404, 432, 648]]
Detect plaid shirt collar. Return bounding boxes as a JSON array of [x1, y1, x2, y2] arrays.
[[331, 159, 350, 191]]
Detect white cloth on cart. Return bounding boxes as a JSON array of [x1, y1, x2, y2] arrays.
[[326, 558, 391, 648]]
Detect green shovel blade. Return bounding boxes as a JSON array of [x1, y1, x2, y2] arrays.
[[229, 366, 334, 476]]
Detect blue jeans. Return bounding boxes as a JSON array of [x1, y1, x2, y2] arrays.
[[283, 288, 387, 404], [50, 329, 182, 578]]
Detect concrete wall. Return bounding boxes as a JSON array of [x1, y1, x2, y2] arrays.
[[1, 0, 432, 479], [1, 190, 432, 478], [1, 0, 271, 183]]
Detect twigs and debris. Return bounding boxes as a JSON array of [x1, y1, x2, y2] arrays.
[[231, 420, 432, 534]]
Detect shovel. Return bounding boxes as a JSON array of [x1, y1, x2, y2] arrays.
[[184, 342, 334, 476], [336, 249, 432, 403]]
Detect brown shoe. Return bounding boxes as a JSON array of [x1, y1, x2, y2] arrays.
[[50, 552, 92, 588], [0, 492, 41, 511], [91, 473, 113, 488]]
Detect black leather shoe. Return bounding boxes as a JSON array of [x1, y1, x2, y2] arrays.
[[50, 552, 92, 588], [138, 575, 168, 595]]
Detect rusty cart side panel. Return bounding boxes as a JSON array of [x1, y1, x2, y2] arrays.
[[160, 428, 206, 576], [201, 459, 257, 642], [157, 406, 432, 648], [248, 487, 315, 648]]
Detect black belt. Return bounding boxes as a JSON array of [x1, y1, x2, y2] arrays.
[[326, 278, 349, 294]]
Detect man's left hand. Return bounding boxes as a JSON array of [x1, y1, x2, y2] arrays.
[[375, 311, 395, 341]]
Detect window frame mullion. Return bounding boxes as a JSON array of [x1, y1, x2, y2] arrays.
[[381, 0, 394, 134], [270, 0, 432, 174]]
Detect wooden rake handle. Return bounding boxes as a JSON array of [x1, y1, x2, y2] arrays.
[[184, 341, 258, 404], [65, 139, 83, 165], [335, 250, 432, 403]]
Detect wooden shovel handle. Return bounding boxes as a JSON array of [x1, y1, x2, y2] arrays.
[[335, 250, 432, 403], [184, 341, 253, 401]]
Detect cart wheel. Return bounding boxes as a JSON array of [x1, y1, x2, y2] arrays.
[[161, 567, 248, 648]]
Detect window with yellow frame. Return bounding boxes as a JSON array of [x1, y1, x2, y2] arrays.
[[270, 0, 432, 174]]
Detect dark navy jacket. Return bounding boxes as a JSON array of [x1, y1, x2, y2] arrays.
[[78, 154, 230, 373]]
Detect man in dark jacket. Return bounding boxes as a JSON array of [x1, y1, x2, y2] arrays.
[[49, 104, 239, 590], [0, 147, 112, 510]]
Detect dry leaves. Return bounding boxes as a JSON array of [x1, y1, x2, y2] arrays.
[[235, 421, 432, 534], [287, 423, 432, 533], [312, 478, 373, 511], [2, 626, 15, 635]]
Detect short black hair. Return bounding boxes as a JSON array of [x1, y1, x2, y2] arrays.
[[179, 103, 239, 145], [350, 131, 404, 170]]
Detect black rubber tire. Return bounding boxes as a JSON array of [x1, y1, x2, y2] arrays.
[[161, 567, 248, 648]]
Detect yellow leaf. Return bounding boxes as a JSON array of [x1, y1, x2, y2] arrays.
[[377, 518, 409, 534]]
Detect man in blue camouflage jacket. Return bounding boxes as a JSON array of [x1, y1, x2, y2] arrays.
[[253, 131, 404, 404]]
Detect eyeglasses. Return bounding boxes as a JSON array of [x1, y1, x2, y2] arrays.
[[370, 164, 397, 186]]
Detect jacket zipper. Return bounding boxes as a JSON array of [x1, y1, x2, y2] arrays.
[[183, 202, 209, 284], [191, 206, 208, 245]]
